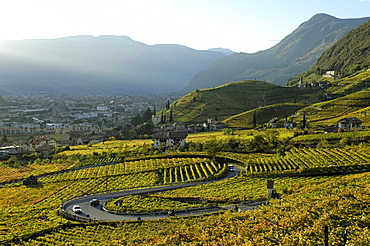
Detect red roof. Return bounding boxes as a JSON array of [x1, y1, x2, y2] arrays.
[[29, 136, 55, 144], [35, 145, 55, 151]]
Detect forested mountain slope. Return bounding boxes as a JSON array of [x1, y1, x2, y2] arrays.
[[288, 19, 370, 86], [182, 14, 369, 94]]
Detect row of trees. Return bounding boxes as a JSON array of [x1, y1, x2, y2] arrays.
[[179, 129, 291, 156]]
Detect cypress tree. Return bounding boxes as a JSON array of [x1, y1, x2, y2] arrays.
[[169, 108, 173, 122], [252, 111, 257, 128], [166, 100, 170, 109]]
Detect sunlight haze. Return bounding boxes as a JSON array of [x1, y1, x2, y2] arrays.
[[0, 0, 370, 53]]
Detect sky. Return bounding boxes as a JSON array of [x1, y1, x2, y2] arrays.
[[0, 0, 370, 53]]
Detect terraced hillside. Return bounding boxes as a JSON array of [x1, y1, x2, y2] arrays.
[[223, 103, 306, 128], [161, 80, 320, 124], [298, 89, 370, 127]]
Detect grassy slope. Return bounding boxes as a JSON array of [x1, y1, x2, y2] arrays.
[[223, 103, 307, 128], [327, 70, 370, 96], [298, 88, 370, 127], [162, 80, 320, 124]]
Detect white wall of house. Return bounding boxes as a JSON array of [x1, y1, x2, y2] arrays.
[[153, 137, 186, 149]]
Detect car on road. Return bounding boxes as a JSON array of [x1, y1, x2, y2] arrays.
[[72, 205, 82, 214], [227, 164, 235, 172], [90, 199, 100, 206]]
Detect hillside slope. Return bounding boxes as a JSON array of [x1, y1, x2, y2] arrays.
[[162, 80, 320, 124], [0, 35, 225, 94], [298, 89, 370, 127], [288, 19, 370, 86], [182, 14, 370, 94], [223, 103, 307, 128]]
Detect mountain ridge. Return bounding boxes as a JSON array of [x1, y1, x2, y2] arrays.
[[181, 14, 370, 94], [287, 18, 370, 86], [0, 35, 226, 94]]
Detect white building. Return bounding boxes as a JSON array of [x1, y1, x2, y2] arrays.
[[153, 131, 187, 149]]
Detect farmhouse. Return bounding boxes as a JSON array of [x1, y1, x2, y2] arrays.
[[203, 118, 224, 131], [338, 117, 363, 131], [28, 136, 57, 149], [153, 130, 187, 149]]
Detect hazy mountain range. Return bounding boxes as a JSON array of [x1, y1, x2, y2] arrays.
[[0, 13, 368, 95], [161, 17, 370, 124], [181, 14, 370, 94], [0, 35, 229, 94]]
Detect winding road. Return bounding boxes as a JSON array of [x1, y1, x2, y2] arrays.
[[61, 167, 264, 222]]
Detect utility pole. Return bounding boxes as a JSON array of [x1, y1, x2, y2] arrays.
[[106, 169, 108, 192], [261, 94, 267, 107], [324, 225, 329, 246]]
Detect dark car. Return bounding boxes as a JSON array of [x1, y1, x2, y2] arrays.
[[90, 199, 100, 206]]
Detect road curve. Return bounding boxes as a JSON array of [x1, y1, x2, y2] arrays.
[[61, 167, 262, 222]]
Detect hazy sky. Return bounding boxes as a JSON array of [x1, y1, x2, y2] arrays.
[[1, 0, 370, 53]]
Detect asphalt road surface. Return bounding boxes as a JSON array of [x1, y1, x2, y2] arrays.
[[62, 167, 264, 221]]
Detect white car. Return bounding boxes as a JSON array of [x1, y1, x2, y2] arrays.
[[72, 205, 82, 214], [227, 164, 235, 172]]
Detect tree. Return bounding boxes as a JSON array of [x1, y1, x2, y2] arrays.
[[203, 137, 222, 160], [130, 113, 143, 126], [1, 133, 10, 144], [142, 107, 153, 123], [264, 129, 279, 148], [136, 121, 154, 136], [169, 108, 173, 122], [301, 113, 307, 129], [223, 128, 233, 136], [166, 100, 170, 109], [161, 112, 165, 124], [252, 111, 257, 128]]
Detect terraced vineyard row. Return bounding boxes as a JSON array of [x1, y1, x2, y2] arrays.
[[0, 156, 224, 243], [14, 172, 370, 245], [244, 146, 370, 174], [40, 157, 212, 184], [291, 130, 370, 143], [0, 161, 76, 184], [162, 161, 226, 183], [74, 157, 124, 167]]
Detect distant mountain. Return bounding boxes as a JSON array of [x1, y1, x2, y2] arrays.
[[181, 14, 370, 94], [207, 48, 234, 56], [0, 35, 226, 94]]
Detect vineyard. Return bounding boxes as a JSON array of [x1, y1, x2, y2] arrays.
[[1, 137, 370, 245], [0, 161, 76, 184], [8, 172, 370, 245], [105, 195, 212, 213], [243, 146, 370, 175], [291, 130, 370, 144], [0, 156, 226, 243]]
